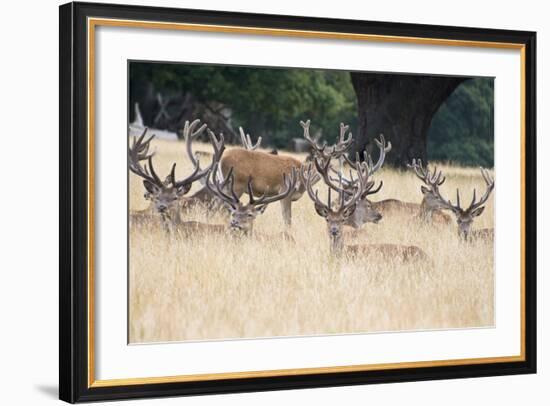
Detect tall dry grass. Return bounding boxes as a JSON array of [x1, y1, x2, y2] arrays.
[[129, 138, 494, 343]]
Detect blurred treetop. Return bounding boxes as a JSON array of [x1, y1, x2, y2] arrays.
[[129, 62, 493, 167]]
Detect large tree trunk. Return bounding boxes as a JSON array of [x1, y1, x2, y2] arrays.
[[350, 73, 465, 167]]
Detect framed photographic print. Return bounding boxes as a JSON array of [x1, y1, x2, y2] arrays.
[[59, 1, 537, 403]]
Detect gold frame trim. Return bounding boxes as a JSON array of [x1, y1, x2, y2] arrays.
[[87, 17, 527, 388]]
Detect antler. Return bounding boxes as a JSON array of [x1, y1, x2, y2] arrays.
[[431, 167, 494, 214], [343, 134, 391, 176], [246, 169, 297, 207], [369, 134, 392, 174], [302, 163, 331, 212], [205, 163, 240, 209], [407, 158, 446, 189], [467, 167, 495, 212], [318, 155, 382, 200], [300, 120, 354, 162], [239, 127, 262, 150], [128, 128, 164, 188], [172, 120, 225, 190], [302, 161, 366, 215]]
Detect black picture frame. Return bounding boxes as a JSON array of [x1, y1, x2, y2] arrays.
[[59, 1, 537, 403]]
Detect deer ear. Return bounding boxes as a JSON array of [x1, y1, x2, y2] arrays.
[[255, 205, 268, 214], [176, 183, 192, 196], [143, 180, 160, 195], [471, 206, 485, 217], [420, 185, 430, 195], [314, 204, 329, 218], [342, 204, 357, 219]]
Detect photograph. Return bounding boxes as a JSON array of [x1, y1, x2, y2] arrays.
[[56, 2, 536, 402], [127, 61, 496, 344]]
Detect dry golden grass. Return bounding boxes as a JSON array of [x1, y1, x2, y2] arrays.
[[129, 138, 494, 343]]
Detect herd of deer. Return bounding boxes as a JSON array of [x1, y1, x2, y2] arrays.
[[129, 119, 495, 263]]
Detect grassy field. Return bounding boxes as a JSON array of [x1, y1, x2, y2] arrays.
[[128, 138, 494, 344]]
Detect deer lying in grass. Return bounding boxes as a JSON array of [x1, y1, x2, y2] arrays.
[[327, 154, 449, 228], [432, 167, 495, 241], [308, 121, 392, 230], [407, 159, 453, 224], [206, 163, 297, 242], [302, 164, 429, 262], [315, 156, 383, 228], [326, 135, 400, 228], [128, 120, 225, 233]]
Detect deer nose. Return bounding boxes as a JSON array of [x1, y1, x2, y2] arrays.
[[158, 205, 167, 212], [230, 219, 238, 227], [330, 228, 339, 236]]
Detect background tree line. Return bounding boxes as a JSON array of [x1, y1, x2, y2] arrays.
[[129, 62, 494, 167]]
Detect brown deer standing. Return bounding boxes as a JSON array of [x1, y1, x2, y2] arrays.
[[178, 125, 280, 212], [302, 163, 429, 262], [215, 120, 354, 226], [432, 167, 495, 241]]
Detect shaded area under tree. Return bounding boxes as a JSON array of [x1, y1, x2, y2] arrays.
[[350, 73, 465, 167]]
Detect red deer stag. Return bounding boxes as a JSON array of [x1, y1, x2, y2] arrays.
[[432, 167, 495, 241], [314, 155, 383, 228], [206, 164, 297, 241], [302, 164, 429, 262], [330, 157, 453, 225], [407, 159, 453, 224], [128, 120, 224, 231], [324, 133, 392, 226]]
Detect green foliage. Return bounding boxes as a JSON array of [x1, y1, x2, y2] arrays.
[[130, 62, 356, 148], [428, 78, 494, 167]]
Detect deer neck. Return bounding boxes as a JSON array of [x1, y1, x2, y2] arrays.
[[419, 198, 435, 222], [172, 205, 183, 224], [230, 224, 254, 238], [160, 213, 175, 235], [329, 233, 344, 256]]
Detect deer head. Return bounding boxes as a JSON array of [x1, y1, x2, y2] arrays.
[[129, 129, 182, 220], [302, 162, 371, 253], [128, 120, 224, 225], [408, 159, 449, 220], [315, 156, 383, 227], [206, 164, 297, 235], [321, 134, 390, 227], [432, 167, 495, 239]]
